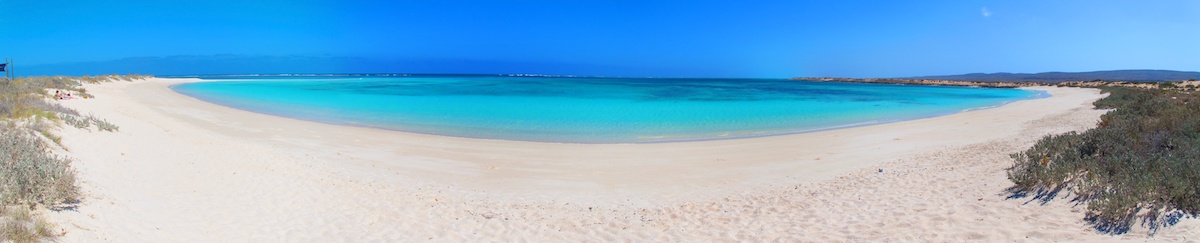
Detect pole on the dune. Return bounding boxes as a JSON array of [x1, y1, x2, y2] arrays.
[[1, 57, 9, 80]]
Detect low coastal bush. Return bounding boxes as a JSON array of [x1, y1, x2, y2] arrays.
[[1008, 87, 1200, 234], [1, 77, 78, 120], [79, 74, 150, 84], [90, 116, 119, 132], [0, 74, 144, 241], [0, 125, 79, 206], [58, 113, 120, 132], [60, 114, 91, 129]]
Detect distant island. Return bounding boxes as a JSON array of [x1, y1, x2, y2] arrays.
[[794, 69, 1200, 88]]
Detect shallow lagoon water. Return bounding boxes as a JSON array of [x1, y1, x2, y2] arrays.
[[172, 76, 1043, 143]]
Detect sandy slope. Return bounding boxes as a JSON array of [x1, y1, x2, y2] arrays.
[[45, 78, 1198, 241]]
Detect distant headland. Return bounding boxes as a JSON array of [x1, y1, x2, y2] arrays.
[[794, 69, 1200, 88]]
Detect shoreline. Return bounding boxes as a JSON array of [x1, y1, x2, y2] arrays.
[[167, 78, 1049, 145], [115, 78, 1080, 199], [46, 78, 1199, 241]]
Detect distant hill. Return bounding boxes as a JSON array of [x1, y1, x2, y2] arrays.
[[908, 70, 1200, 82]]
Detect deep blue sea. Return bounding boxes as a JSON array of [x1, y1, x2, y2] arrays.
[[170, 75, 1044, 143]]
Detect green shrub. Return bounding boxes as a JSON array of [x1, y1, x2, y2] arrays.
[[1008, 87, 1200, 234]]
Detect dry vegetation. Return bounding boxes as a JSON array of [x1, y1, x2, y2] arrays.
[[1008, 86, 1200, 234], [1059, 79, 1200, 91], [0, 74, 149, 242]]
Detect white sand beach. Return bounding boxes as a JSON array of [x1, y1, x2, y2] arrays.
[[45, 78, 1198, 241]]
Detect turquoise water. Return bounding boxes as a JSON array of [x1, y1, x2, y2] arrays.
[[171, 75, 1044, 143]]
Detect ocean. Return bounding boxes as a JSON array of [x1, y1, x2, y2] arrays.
[[171, 75, 1044, 143]]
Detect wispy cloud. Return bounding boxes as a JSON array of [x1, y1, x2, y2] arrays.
[[981, 7, 992, 17]]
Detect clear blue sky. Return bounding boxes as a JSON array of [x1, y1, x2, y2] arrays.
[[1, 0, 1197, 78]]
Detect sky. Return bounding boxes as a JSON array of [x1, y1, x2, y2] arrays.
[[1, 0, 1198, 78]]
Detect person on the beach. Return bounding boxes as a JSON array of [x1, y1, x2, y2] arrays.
[[55, 90, 63, 100]]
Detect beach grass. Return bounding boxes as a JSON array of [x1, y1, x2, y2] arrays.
[[0, 74, 147, 242], [1, 206, 58, 242], [1008, 86, 1200, 234]]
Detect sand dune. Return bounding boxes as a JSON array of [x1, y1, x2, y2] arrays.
[[46, 78, 1197, 241]]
